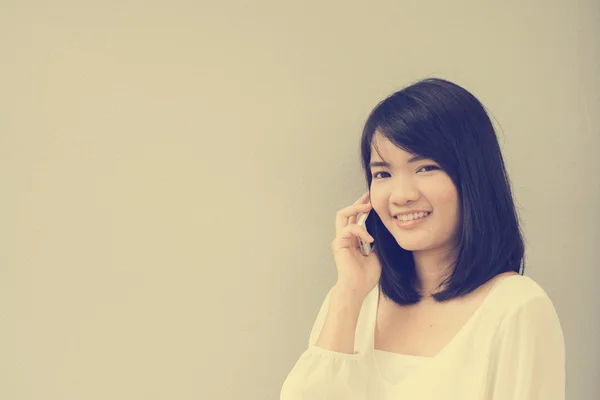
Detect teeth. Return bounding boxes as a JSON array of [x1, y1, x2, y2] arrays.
[[395, 212, 430, 222]]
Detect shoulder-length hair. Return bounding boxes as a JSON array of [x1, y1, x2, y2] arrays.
[[360, 77, 526, 305]]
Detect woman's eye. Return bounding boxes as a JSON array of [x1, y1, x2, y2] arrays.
[[419, 165, 439, 173], [372, 171, 389, 179], [372, 165, 439, 179]]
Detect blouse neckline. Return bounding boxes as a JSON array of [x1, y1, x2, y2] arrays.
[[368, 274, 523, 387]]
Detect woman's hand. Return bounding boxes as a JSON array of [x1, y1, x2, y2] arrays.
[[330, 191, 382, 302]]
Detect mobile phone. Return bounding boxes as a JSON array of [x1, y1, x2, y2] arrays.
[[356, 209, 374, 256]]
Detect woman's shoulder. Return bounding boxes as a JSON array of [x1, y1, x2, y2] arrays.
[[485, 272, 558, 316]]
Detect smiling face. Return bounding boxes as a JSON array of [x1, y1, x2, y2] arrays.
[[369, 131, 461, 255]]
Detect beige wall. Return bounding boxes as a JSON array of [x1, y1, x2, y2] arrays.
[[1, 1, 598, 399]]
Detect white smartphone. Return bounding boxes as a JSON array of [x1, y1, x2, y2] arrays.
[[356, 209, 374, 256]]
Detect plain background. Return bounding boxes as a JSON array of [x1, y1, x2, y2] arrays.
[[1, 1, 598, 399]]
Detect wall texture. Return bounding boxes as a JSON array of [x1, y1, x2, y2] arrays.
[[1, 0, 598, 399]]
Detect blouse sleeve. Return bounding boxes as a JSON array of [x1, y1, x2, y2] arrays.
[[280, 287, 371, 400], [488, 295, 566, 400]]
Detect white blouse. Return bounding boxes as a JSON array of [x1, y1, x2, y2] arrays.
[[280, 275, 565, 399]]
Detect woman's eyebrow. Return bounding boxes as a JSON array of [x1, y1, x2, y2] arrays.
[[369, 155, 428, 168]]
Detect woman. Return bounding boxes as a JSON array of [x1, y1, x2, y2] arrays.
[[280, 78, 565, 399]]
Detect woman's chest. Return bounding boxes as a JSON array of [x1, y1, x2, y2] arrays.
[[373, 295, 483, 357]]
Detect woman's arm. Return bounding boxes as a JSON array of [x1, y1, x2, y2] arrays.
[[280, 287, 370, 400], [314, 285, 364, 354]]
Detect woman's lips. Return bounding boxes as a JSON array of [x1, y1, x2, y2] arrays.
[[393, 212, 431, 229]]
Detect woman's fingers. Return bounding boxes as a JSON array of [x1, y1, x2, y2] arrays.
[[335, 202, 372, 235], [349, 191, 370, 225], [331, 223, 375, 252]]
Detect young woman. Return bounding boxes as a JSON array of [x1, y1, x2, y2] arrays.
[[280, 78, 565, 399]]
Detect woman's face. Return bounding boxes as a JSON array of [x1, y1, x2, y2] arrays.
[[368, 131, 461, 253]]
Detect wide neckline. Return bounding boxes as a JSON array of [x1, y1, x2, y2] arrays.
[[369, 274, 523, 387]]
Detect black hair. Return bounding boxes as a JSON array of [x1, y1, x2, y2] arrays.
[[360, 77, 526, 305]]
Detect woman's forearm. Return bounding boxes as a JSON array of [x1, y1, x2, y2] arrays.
[[315, 286, 365, 354]]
